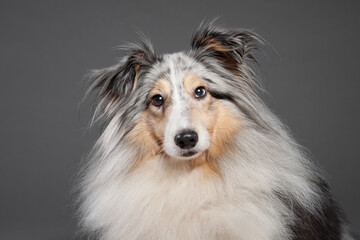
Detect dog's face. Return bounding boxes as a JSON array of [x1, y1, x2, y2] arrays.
[[90, 24, 263, 162], [146, 69, 213, 159], [141, 54, 243, 160]]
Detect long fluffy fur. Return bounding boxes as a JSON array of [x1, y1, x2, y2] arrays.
[[77, 22, 353, 240]]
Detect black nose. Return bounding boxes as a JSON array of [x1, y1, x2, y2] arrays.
[[174, 130, 198, 149]]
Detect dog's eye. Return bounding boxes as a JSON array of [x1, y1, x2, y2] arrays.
[[151, 94, 164, 107], [194, 87, 206, 99]]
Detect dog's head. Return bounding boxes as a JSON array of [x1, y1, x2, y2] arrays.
[[89, 23, 264, 162]]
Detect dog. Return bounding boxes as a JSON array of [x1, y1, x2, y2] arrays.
[[77, 22, 354, 240]]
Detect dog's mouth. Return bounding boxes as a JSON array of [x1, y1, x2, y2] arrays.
[[182, 151, 197, 157], [164, 148, 204, 160]]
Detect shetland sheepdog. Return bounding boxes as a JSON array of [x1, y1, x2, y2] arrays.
[[78, 23, 354, 240]]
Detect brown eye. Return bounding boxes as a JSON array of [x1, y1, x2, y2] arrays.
[[151, 94, 164, 107], [194, 86, 206, 99]]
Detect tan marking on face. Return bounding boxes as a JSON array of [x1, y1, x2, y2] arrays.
[[183, 74, 207, 95], [184, 75, 242, 159], [148, 78, 172, 114], [149, 78, 171, 99], [183, 74, 242, 176], [127, 111, 159, 170], [127, 78, 173, 170], [188, 98, 242, 176], [147, 78, 172, 139], [207, 100, 242, 160]]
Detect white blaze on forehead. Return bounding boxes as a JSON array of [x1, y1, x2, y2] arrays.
[[164, 55, 191, 156], [167, 56, 190, 132]]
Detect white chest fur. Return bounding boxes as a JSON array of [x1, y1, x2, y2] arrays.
[[84, 156, 289, 240]]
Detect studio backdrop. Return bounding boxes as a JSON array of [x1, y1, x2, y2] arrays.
[[0, 1, 359, 239]]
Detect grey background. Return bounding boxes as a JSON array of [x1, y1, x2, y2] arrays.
[[1, 0, 359, 239]]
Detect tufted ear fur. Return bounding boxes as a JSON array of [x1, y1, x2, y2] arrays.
[[191, 22, 263, 76], [87, 39, 157, 116]]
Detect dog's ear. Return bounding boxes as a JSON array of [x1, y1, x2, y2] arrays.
[[191, 23, 262, 76], [87, 39, 157, 111]]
